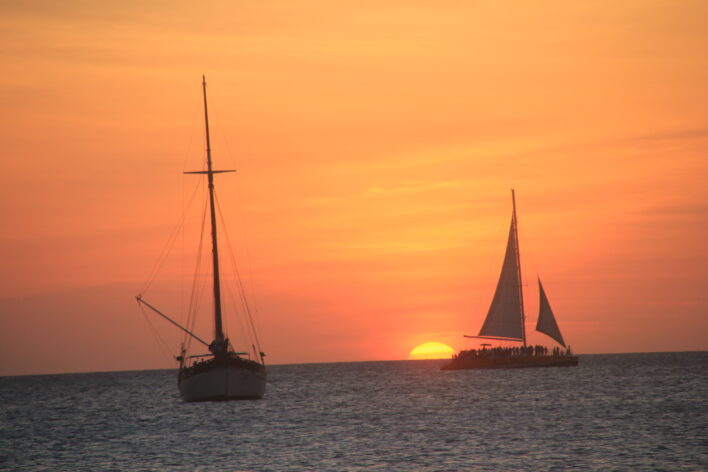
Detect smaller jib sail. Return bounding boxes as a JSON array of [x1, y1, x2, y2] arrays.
[[536, 278, 566, 347], [477, 215, 524, 341]]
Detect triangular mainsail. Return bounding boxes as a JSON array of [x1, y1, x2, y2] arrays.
[[477, 216, 524, 340], [535, 278, 566, 347]]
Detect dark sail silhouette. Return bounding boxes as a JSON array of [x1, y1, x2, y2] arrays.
[[536, 278, 566, 347], [477, 216, 524, 341]]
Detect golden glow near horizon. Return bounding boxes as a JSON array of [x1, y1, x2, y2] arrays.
[[409, 342, 455, 360], [0, 1, 706, 375]]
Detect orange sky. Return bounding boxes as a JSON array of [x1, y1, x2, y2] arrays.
[[1, 1, 706, 375]]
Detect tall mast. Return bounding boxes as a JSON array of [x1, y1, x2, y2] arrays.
[[202, 75, 225, 346], [183, 77, 235, 352], [511, 189, 527, 346]]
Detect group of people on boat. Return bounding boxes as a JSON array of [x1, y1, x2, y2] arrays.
[[453, 344, 572, 361]]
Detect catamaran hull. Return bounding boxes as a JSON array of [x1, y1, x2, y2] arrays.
[[178, 365, 266, 401], [441, 355, 579, 370]]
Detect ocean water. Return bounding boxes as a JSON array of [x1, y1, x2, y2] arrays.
[[1, 352, 706, 471]]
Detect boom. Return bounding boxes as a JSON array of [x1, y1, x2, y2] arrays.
[[136, 295, 210, 347]]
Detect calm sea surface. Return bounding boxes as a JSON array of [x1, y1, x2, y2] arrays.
[[1, 352, 706, 471]]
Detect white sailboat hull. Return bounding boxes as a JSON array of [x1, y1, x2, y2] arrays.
[[179, 364, 266, 401]]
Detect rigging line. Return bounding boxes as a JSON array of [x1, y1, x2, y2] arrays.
[[219, 265, 242, 345], [215, 116, 260, 316], [183, 197, 209, 351], [179, 98, 202, 316], [214, 191, 259, 346], [233, 171, 262, 321], [138, 302, 175, 364], [181, 193, 205, 353], [210, 101, 261, 312], [517, 206, 542, 324], [143, 179, 201, 295], [180, 91, 202, 172], [224, 276, 255, 351], [220, 199, 263, 355], [184, 274, 207, 354], [229, 173, 262, 324], [512, 196, 542, 327], [209, 95, 240, 172], [184, 277, 206, 354], [216, 245, 253, 349], [140, 179, 203, 296], [214, 190, 263, 354], [210, 96, 264, 348]]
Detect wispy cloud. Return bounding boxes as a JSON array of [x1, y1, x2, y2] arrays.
[[364, 180, 460, 197]]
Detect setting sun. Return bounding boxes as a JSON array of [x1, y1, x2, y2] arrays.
[[408, 342, 455, 360]]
